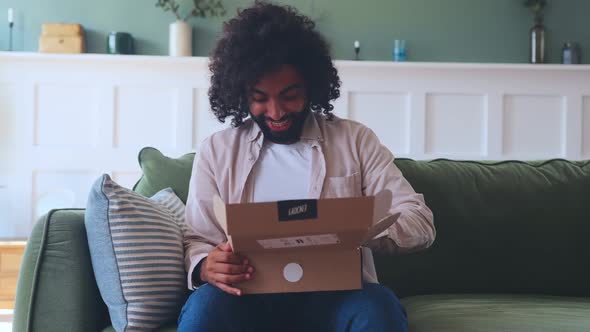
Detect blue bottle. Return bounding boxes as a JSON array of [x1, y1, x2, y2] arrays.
[[393, 39, 406, 62]]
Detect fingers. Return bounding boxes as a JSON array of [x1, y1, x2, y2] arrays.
[[215, 281, 243, 296], [217, 262, 255, 275], [205, 241, 254, 296], [211, 271, 252, 285], [218, 241, 233, 252], [215, 252, 248, 265]]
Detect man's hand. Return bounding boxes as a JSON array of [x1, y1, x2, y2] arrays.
[[199, 242, 254, 296]]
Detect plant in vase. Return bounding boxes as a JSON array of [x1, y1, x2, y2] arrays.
[[524, 0, 547, 63], [155, 0, 226, 56]]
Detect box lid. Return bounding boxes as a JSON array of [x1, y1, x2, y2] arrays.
[[213, 190, 400, 252], [41, 23, 84, 37]]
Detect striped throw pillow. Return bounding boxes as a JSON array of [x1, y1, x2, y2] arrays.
[[86, 174, 188, 332]]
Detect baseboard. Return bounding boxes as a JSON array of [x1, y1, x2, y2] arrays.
[[0, 309, 12, 323]]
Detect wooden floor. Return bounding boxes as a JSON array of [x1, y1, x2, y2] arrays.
[[0, 242, 26, 310]]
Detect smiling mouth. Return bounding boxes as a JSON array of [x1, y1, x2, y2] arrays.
[[266, 117, 293, 132]]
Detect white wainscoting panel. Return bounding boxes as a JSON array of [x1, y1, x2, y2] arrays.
[[0, 83, 18, 237], [115, 86, 179, 149], [349, 92, 410, 155], [112, 171, 144, 190], [194, 88, 229, 149], [425, 94, 486, 156], [1, 52, 590, 238], [33, 170, 99, 220], [0, 84, 18, 165], [503, 95, 565, 159], [583, 97, 590, 159], [35, 84, 100, 147]]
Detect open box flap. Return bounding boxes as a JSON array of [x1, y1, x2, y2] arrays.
[[361, 212, 401, 245], [213, 195, 228, 234], [213, 191, 400, 252], [220, 196, 374, 237], [372, 190, 392, 223]]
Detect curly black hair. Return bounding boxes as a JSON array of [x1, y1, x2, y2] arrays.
[[208, 1, 341, 127]]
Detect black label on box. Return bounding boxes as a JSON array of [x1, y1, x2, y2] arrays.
[[277, 199, 318, 222]]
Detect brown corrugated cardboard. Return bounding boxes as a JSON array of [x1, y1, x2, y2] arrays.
[[213, 190, 400, 294]]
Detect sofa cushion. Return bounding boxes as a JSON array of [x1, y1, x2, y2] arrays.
[[375, 159, 590, 298], [133, 147, 195, 203], [402, 294, 590, 332], [13, 209, 110, 332], [86, 174, 188, 332]]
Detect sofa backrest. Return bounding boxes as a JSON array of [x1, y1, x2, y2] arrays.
[[13, 209, 110, 332], [131, 149, 590, 298], [375, 159, 590, 298]]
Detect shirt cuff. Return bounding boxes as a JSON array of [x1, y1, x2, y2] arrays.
[[187, 253, 209, 290]]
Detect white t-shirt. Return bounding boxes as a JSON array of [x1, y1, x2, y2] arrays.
[[250, 140, 312, 203]]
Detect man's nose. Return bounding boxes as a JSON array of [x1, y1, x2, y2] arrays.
[[266, 99, 285, 120]]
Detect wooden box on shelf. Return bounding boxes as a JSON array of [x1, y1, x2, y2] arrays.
[[0, 242, 26, 309], [38, 23, 86, 54]]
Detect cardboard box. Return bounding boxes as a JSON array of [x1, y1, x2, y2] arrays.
[[213, 190, 400, 294], [39, 23, 85, 54]]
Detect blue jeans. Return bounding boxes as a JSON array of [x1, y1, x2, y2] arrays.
[[177, 283, 408, 332]]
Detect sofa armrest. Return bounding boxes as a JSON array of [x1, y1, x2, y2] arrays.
[[13, 209, 109, 332]]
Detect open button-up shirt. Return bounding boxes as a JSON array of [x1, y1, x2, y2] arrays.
[[184, 113, 435, 290]]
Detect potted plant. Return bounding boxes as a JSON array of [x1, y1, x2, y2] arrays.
[[524, 0, 548, 63], [156, 0, 226, 56]]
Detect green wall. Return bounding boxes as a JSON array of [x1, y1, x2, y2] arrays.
[[0, 0, 588, 63]]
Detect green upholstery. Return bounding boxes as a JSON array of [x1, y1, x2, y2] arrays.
[[375, 159, 590, 298], [14, 152, 590, 332], [133, 147, 194, 203], [130, 151, 590, 297], [401, 294, 590, 332], [13, 209, 109, 332]]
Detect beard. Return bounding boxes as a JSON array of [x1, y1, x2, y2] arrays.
[[251, 108, 310, 145]]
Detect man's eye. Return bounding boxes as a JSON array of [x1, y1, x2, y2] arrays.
[[282, 95, 299, 101], [251, 97, 267, 103]]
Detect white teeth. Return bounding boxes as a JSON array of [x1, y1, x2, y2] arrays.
[[270, 119, 289, 126]]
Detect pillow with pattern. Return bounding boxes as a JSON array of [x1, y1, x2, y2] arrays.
[[85, 174, 188, 332]]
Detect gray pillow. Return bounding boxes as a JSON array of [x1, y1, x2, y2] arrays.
[[85, 174, 187, 332]]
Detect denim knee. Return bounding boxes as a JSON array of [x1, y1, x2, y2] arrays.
[[177, 284, 243, 331], [349, 283, 408, 332]]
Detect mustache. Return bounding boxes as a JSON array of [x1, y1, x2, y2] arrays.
[[258, 114, 294, 122]]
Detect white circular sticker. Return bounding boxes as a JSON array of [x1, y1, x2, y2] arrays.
[[283, 263, 303, 283]]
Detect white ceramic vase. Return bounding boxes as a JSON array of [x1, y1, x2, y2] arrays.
[[169, 20, 192, 57]]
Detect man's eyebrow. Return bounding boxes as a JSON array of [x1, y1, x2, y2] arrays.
[[279, 83, 304, 94], [252, 88, 267, 96], [251, 83, 304, 96]]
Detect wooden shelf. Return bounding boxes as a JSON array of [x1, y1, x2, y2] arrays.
[[0, 242, 26, 310]]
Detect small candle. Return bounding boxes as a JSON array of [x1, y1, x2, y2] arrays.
[[8, 8, 14, 24]]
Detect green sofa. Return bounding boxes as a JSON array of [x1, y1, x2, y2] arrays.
[[13, 154, 590, 331]]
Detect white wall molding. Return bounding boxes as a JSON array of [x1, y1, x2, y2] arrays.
[[2, 52, 590, 237]]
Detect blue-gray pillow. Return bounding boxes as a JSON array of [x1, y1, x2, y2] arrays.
[[85, 174, 187, 332]]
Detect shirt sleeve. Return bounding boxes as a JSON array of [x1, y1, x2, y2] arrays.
[[358, 126, 436, 255], [183, 137, 228, 289]]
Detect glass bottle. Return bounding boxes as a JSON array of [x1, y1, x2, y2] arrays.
[[530, 20, 545, 64], [562, 42, 581, 64]]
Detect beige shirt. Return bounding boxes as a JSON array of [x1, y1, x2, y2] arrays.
[[184, 113, 436, 289]]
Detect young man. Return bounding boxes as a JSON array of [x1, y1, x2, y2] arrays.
[[179, 2, 435, 331]]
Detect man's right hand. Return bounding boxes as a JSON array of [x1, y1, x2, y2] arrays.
[[199, 242, 254, 296]]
